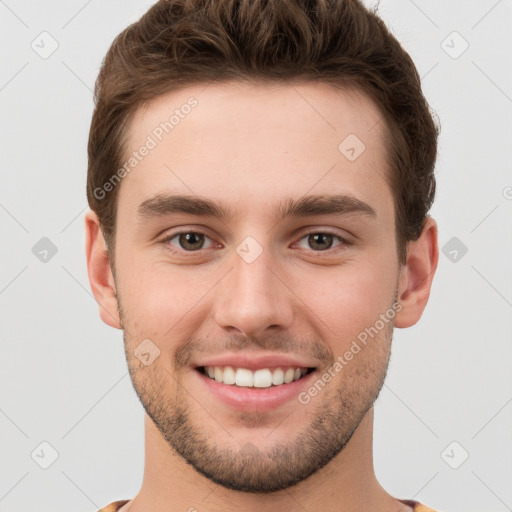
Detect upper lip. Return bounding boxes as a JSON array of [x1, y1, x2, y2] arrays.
[[193, 352, 318, 371]]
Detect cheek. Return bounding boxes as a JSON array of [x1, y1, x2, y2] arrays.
[[115, 237, 398, 348], [116, 257, 217, 337], [293, 259, 397, 343]]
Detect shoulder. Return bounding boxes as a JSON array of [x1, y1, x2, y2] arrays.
[[415, 505, 439, 512], [96, 499, 130, 512], [400, 499, 441, 512]]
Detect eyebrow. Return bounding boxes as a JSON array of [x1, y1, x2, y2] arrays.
[[137, 193, 377, 222]]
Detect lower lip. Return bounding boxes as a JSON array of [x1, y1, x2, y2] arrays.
[[194, 368, 317, 411]]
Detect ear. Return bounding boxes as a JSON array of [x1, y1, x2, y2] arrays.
[[394, 216, 439, 328], [84, 209, 122, 329]]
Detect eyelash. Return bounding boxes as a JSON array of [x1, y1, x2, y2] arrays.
[[159, 229, 351, 256]]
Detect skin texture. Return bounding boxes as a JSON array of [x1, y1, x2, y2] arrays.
[[85, 81, 438, 512]]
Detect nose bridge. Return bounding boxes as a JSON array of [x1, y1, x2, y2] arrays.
[[214, 236, 293, 337]]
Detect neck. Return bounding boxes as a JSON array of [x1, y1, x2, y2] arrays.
[[123, 407, 407, 512]]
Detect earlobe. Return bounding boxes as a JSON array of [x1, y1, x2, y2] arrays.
[[84, 209, 122, 329], [394, 217, 439, 328]]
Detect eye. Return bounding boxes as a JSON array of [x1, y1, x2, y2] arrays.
[[162, 231, 216, 252], [159, 229, 350, 256], [295, 231, 348, 252]]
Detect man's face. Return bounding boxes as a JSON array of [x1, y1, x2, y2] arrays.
[[111, 81, 402, 492]]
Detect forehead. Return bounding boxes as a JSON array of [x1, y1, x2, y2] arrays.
[[119, 80, 392, 224]]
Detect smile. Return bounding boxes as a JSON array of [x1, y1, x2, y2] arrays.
[[194, 365, 318, 411], [199, 365, 316, 388]]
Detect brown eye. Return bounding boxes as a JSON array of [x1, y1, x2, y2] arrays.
[[164, 231, 214, 252], [178, 232, 205, 250], [296, 232, 346, 252], [307, 233, 334, 251]]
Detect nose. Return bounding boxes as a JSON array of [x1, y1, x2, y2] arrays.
[[214, 244, 294, 339]]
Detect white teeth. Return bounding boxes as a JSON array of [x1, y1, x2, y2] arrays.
[[203, 365, 311, 387], [253, 369, 273, 388], [283, 368, 295, 383], [235, 368, 253, 387], [222, 366, 236, 385], [272, 368, 284, 385]]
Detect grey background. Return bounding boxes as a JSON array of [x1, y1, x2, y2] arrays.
[[1, 1, 511, 511]]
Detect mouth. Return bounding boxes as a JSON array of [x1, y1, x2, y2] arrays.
[[194, 364, 318, 411], [196, 365, 316, 388], [191, 353, 320, 411]]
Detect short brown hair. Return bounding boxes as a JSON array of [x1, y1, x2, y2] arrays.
[[87, 0, 439, 265]]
